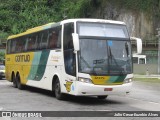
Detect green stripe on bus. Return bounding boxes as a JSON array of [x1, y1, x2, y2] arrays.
[[107, 75, 126, 83], [34, 50, 50, 81], [27, 52, 42, 80]]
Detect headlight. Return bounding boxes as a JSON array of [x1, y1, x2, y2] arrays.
[[123, 78, 132, 84], [78, 77, 93, 84]]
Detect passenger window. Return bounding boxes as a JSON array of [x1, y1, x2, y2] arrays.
[[48, 26, 61, 49], [35, 33, 41, 50], [40, 31, 49, 49], [27, 35, 37, 51], [16, 38, 26, 52], [11, 40, 17, 53], [7, 40, 11, 54]]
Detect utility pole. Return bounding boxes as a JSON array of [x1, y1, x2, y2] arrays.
[[157, 28, 160, 74]]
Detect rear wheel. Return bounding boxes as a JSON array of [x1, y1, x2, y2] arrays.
[[54, 78, 64, 100], [97, 96, 108, 99], [16, 74, 24, 90]]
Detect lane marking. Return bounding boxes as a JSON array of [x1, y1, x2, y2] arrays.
[[125, 96, 160, 111], [127, 97, 160, 105]]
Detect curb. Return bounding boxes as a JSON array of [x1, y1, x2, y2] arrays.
[[134, 74, 160, 79]]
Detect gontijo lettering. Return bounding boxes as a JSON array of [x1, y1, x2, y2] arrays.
[[15, 54, 30, 62]]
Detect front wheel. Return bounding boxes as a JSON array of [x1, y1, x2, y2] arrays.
[[54, 78, 64, 100], [97, 96, 108, 99]]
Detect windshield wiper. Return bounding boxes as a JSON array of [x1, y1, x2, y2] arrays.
[[125, 42, 129, 57], [108, 47, 124, 74], [80, 56, 90, 68], [80, 56, 98, 75]]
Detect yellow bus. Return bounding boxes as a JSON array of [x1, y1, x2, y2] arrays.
[[5, 19, 141, 100]]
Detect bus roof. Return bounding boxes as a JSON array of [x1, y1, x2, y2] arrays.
[[60, 19, 126, 25], [7, 19, 126, 40], [133, 54, 146, 59], [7, 22, 56, 40]]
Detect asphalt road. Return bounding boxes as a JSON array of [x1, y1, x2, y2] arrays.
[[0, 79, 160, 120]]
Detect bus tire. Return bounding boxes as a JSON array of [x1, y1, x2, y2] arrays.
[[54, 78, 64, 100], [97, 96, 108, 99], [12, 74, 17, 88], [16, 74, 24, 90]]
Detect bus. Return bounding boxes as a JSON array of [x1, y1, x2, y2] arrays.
[[5, 19, 141, 100], [133, 54, 146, 64]]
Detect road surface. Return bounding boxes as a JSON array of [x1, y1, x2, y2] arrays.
[[0, 79, 160, 120]]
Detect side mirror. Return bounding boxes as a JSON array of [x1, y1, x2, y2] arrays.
[[130, 37, 142, 54], [72, 33, 80, 51]]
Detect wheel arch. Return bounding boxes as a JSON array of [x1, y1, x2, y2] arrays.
[[16, 71, 20, 77], [52, 74, 58, 91]]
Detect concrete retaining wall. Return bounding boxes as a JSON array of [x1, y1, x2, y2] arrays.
[[133, 64, 158, 75]]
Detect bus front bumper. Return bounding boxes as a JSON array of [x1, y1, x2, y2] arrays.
[[75, 81, 132, 96]]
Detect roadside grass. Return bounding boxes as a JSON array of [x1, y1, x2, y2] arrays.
[[133, 78, 160, 83]]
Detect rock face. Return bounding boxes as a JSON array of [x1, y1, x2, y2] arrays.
[[91, 1, 160, 40], [119, 11, 156, 40]]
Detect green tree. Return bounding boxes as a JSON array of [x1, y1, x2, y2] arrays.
[[0, 0, 159, 40], [0, 52, 5, 63]]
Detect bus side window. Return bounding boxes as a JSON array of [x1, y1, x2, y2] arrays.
[[7, 40, 11, 54], [16, 39, 22, 53], [48, 26, 61, 49], [63, 22, 76, 76], [48, 30, 58, 49], [40, 30, 49, 49], [57, 26, 62, 48], [139, 58, 146, 64], [24, 36, 28, 51], [11, 40, 17, 53], [63, 24, 74, 50], [16, 37, 26, 53], [48, 27, 61, 49], [35, 32, 42, 50], [27, 35, 36, 51]]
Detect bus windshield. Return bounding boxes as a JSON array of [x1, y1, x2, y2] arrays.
[[79, 39, 132, 75]]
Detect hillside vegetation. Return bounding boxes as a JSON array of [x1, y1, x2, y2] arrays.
[[0, 0, 160, 39]]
